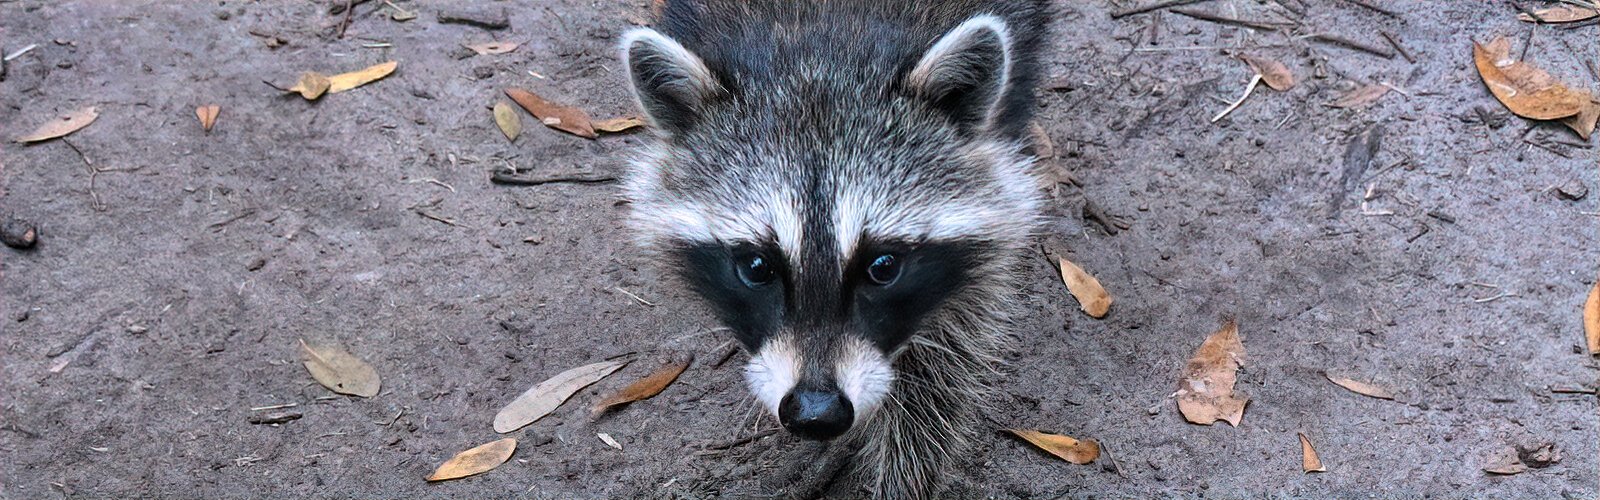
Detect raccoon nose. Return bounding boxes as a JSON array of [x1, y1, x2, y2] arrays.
[[778, 388, 853, 440]]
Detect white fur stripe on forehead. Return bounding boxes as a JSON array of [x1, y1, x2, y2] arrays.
[[635, 187, 806, 264], [744, 336, 801, 416]]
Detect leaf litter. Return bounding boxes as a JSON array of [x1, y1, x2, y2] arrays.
[[280, 61, 396, 100], [426, 438, 517, 482], [1056, 257, 1112, 318], [1584, 279, 1598, 356], [1325, 373, 1394, 400], [594, 116, 647, 134], [593, 355, 692, 416], [1006, 429, 1100, 465], [505, 87, 597, 139], [1517, 5, 1600, 23], [493, 101, 521, 142], [1175, 319, 1248, 426], [494, 358, 630, 433], [16, 106, 98, 143], [195, 104, 220, 132], [1472, 36, 1599, 138], [1298, 433, 1326, 473], [1326, 83, 1391, 109], [287, 72, 331, 100], [299, 338, 381, 398], [1239, 54, 1294, 91], [465, 41, 519, 55]]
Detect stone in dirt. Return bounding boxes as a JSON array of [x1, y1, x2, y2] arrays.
[[2, 216, 37, 249]]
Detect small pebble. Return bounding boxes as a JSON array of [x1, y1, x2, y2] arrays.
[[2, 216, 38, 249]]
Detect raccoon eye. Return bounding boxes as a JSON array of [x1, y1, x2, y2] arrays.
[[736, 253, 776, 287], [865, 254, 901, 286]]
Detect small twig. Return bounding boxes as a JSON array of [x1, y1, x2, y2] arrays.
[[1110, 0, 1213, 19], [3, 44, 37, 61], [208, 209, 258, 231], [250, 403, 299, 411], [614, 287, 658, 307], [1301, 33, 1395, 59], [1337, 0, 1401, 19], [490, 171, 618, 186], [338, 0, 355, 38], [1170, 7, 1286, 31], [1473, 291, 1518, 303], [405, 177, 456, 193], [1381, 31, 1416, 63], [413, 210, 465, 227], [62, 138, 93, 168], [693, 428, 779, 452], [1211, 74, 1262, 123]]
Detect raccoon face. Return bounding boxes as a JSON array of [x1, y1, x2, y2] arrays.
[[621, 15, 1039, 440]]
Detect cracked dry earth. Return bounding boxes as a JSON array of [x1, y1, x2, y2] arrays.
[[1, 0, 1596, 498]]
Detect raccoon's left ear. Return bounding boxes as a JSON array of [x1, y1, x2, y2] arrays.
[[621, 28, 721, 134], [906, 15, 1013, 132]]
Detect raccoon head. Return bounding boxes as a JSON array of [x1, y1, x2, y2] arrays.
[[620, 15, 1040, 440]]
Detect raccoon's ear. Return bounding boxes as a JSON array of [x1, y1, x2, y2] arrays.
[[906, 15, 1013, 132], [621, 28, 720, 134]]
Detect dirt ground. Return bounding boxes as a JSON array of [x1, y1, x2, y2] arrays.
[[2, 0, 1596, 498]]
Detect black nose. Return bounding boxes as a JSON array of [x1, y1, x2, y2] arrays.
[[778, 388, 854, 440]]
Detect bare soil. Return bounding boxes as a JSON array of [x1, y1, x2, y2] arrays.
[[2, 0, 1596, 498]]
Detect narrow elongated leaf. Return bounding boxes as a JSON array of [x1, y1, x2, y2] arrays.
[[593, 356, 692, 416], [1006, 429, 1100, 464], [1325, 374, 1394, 400], [426, 438, 516, 481], [1584, 280, 1599, 356], [593, 116, 646, 134], [505, 87, 597, 139], [328, 61, 397, 93], [494, 358, 629, 433], [16, 107, 97, 143]]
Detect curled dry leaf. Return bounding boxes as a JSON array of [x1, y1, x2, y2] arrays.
[[598, 432, 623, 450], [16, 106, 98, 143], [1563, 102, 1600, 140], [425, 438, 517, 482], [1326, 83, 1390, 109], [1325, 373, 1394, 400], [593, 116, 646, 134], [195, 105, 220, 133], [1473, 37, 1592, 121], [493, 101, 521, 142], [1482, 447, 1530, 475], [299, 339, 381, 397], [1176, 319, 1248, 426], [328, 61, 397, 94], [1239, 54, 1294, 91], [494, 358, 629, 433], [1057, 257, 1112, 318], [1006, 429, 1100, 465], [505, 87, 597, 139], [1584, 280, 1598, 356], [1517, 5, 1600, 23], [466, 41, 519, 55], [1298, 433, 1326, 473], [288, 72, 331, 100], [593, 356, 692, 416]]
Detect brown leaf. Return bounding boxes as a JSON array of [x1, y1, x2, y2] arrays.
[[1560, 100, 1600, 140], [195, 105, 220, 133], [1028, 120, 1055, 159], [1473, 37, 1590, 120], [593, 356, 692, 416], [328, 61, 397, 94], [505, 87, 597, 139], [1326, 83, 1390, 109], [465, 41, 519, 55], [493, 358, 629, 433], [594, 116, 647, 134], [1298, 433, 1326, 473], [1239, 54, 1294, 91], [425, 438, 516, 481], [1517, 5, 1600, 23], [16, 107, 98, 143], [1176, 319, 1248, 426], [1057, 257, 1112, 318], [1482, 447, 1530, 475], [1585, 280, 1599, 356], [1006, 429, 1100, 465], [299, 339, 381, 398], [493, 101, 521, 142], [1325, 373, 1394, 400], [287, 72, 331, 100]]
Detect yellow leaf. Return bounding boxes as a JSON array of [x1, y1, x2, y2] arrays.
[[195, 104, 220, 133], [1325, 373, 1394, 400], [593, 356, 691, 416], [328, 61, 397, 94], [1057, 257, 1111, 318], [299, 339, 381, 398], [1298, 433, 1326, 473], [493, 101, 521, 142], [425, 438, 516, 481], [593, 116, 646, 134], [1585, 280, 1599, 356], [1176, 319, 1248, 426], [494, 358, 629, 433], [16, 107, 98, 143], [1005, 429, 1100, 465], [287, 72, 331, 100]]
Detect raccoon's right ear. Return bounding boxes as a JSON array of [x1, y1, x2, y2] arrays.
[[906, 15, 1013, 132], [621, 29, 720, 134]]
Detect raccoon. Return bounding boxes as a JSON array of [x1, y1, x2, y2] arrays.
[[618, 0, 1048, 497]]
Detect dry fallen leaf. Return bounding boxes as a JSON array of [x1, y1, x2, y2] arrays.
[[1240, 54, 1294, 91], [288, 72, 331, 100], [1584, 280, 1599, 356], [1562, 101, 1600, 140], [1483, 447, 1530, 475], [1057, 257, 1112, 318], [493, 101, 521, 142], [466, 41, 519, 55], [598, 432, 623, 450], [1325, 373, 1394, 400], [1473, 37, 1591, 121], [594, 116, 647, 134], [505, 88, 597, 139], [1326, 83, 1390, 109], [1517, 5, 1600, 23], [16, 107, 98, 143], [1298, 433, 1326, 473], [1028, 120, 1055, 159], [328, 61, 397, 94], [425, 438, 516, 482], [1176, 319, 1248, 426], [494, 358, 629, 433], [1006, 429, 1100, 465], [195, 105, 220, 133], [593, 356, 692, 416], [299, 339, 380, 398]]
